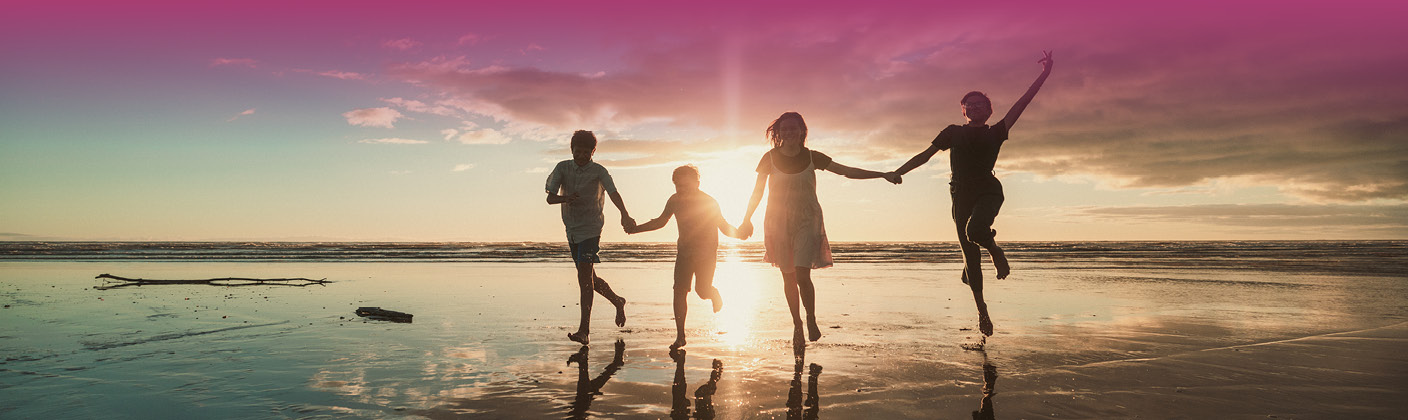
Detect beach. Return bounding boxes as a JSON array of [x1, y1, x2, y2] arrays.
[[2, 243, 1406, 419]]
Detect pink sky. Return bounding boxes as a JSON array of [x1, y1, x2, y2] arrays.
[[2, 0, 1406, 240]]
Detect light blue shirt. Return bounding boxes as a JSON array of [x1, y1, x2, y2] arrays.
[[546, 160, 617, 243]]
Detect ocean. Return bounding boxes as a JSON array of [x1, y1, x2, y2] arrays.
[[3, 240, 1405, 275]]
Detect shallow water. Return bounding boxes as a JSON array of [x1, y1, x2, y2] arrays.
[[2, 260, 1406, 419]]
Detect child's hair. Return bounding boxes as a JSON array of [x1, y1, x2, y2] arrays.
[[960, 91, 990, 106], [765, 112, 807, 148], [672, 164, 700, 184], [570, 130, 597, 149]]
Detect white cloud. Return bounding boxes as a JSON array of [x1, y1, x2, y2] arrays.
[[343, 107, 405, 128], [457, 33, 483, 45], [453, 164, 475, 172], [383, 97, 458, 116], [319, 70, 365, 80], [210, 58, 257, 68], [358, 138, 428, 144], [383, 38, 422, 51], [226, 108, 255, 122]]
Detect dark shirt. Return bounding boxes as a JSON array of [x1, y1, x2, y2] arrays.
[[932, 120, 1008, 182], [755, 148, 832, 175]]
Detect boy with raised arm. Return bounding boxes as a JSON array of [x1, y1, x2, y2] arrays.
[[546, 130, 635, 345], [626, 165, 744, 350], [892, 51, 1054, 337]]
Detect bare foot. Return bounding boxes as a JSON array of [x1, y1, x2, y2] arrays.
[[567, 346, 588, 366], [568, 331, 589, 345], [670, 337, 687, 350], [611, 296, 627, 327], [978, 312, 993, 337], [793, 326, 806, 344], [806, 318, 822, 342], [990, 245, 1009, 280], [710, 291, 724, 313]]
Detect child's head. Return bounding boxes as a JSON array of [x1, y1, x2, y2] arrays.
[[570, 130, 597, 165], [960, 91, 993, 125], [766, 112, 807, 149], [672, 164, 700, 191]]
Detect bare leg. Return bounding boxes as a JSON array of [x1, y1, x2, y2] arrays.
[[780, 268, 804, 342], [795, 267, 821, 342], [592, 276, 626, 327], [957, 205, 993, 337], [570, 262, 594, 345], [696, 258, 722, 313], [967, 194, 1008, 280], [973, 288, 992, 337], [671, 288, 688, 350]]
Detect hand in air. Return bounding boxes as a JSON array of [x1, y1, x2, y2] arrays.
[[1039, 50, 1053, 73], [882, 172, 902, 185]]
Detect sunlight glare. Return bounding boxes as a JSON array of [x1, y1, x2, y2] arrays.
[[709, 261, 769, 348]]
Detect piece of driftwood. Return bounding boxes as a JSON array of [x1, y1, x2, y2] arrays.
[[94, 273, 332, 290], [355, 307, 413, 323]]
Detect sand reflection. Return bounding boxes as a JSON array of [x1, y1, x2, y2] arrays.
[[566, 339, 625, 419], [669, 349, 723, 420]]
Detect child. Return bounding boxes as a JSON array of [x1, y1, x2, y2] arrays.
[[738, 112, 900, 345], [626, 165, 744, 350], [546, 130, 636, 345], [892, 51, 1054, 337]]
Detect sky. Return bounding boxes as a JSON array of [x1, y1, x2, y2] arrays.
[[2, 0, 1406, 242]]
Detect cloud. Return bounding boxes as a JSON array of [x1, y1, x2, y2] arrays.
[[318, 70, 366, 80], [384, 2, 1408, 202], [226, 108, 255, 122], [457, 33, 483, 45], [452, 163, 475, 171], [358, 138, 427, 144], [383, 97, 458, 116], [343, 107, 405, 128], [210, 57, 257, 68], [441, 124, 512, 145], [383, 38, 422, 51]]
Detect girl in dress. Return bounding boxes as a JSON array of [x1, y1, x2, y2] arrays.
[[738, 112, 899, 344]]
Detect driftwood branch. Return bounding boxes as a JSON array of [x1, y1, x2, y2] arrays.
[[93, 273, 332, 290]]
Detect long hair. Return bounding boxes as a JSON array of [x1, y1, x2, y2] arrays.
[[765, 112, 807, 148]]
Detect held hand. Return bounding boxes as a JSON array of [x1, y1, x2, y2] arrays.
[[882, 171, 902, 185], [621, 215, 637, 231], [1039, 50, 1053, 73], [737, 221, 754, 240]]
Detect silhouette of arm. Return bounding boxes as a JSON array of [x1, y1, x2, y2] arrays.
[[826, 161, 896, 183], [608, 190, 635, 230], [895, 144, 941, 176], [630, 196, 675, 234], [716, 202, 742, 239], [1000, 50, 1053, 131], [739, 172, 768, 238]]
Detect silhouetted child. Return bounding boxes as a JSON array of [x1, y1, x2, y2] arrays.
[[627, 165, 744, 350], [892, 51, 1054, 337], [546, 130, 636, 345], [738, 112, 900, 346]]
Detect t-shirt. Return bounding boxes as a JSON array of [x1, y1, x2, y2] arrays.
[[755, 148, 832, 175], [545, 159, 618, 243], [932, 120, 1008, 182]]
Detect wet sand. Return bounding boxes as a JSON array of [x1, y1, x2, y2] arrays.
[[2, 260, 1405, 419]]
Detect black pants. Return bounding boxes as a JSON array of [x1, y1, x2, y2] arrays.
[[951, 179, 1003, 292]]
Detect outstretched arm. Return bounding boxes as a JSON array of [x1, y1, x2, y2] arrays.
[[629, 197, 675, 234], [608, 191, 635, 230], [827, 162, 900, 184], [1000, 50, 1053, 131], [894, 145, 941, 177], [717, 213, 742, 239]]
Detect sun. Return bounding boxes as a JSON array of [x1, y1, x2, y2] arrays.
[[694, 146, 770, 240]]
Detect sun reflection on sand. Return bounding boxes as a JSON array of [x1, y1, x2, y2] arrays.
[[709, 261, 769, 348]]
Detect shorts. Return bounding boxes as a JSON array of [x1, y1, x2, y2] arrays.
[[568, 236, 602, 265], [673, 250, 718, 293]]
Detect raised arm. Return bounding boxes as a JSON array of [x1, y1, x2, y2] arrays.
[[716, 207, 742, 239], [1000, 50, 1053, 131], [630, 197, 675, 234]]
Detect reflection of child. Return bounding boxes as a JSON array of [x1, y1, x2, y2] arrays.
[[546, 130, 636, 345], [893, 51, 1053, 337], [738, 112, 899, 346], [627, 165, 744, 350]]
